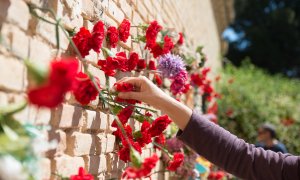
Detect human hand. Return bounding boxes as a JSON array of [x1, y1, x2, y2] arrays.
[[116, 76, 169, 109]]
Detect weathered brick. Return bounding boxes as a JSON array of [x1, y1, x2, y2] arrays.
[[46, 129, 67, 157], [105, 134, 116, 153], [108, 153, 126, 176], [96, 134, 107, 154], [0, 56, 25, 91], [36, 17, 69, 49], [29, 37, 52, 64], [4, 0, 30, 30], [105, 1, 125, 24], [0, 92, 8, 106], [40, 158, 51, 180], [31, 106, 52, 125], [66, 131, 99, 156], [0, 23, 30, 58], [50, 104, 84, 128], [51, 155, 85, 177], [82, 0, 103, 20], [85, 110, 108, 131], [118, 0, 133, 19], [84, 154, 107, 175]]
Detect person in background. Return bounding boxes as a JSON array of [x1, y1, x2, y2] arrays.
[[256, 123, 288, 153], [116, 76, 299, 180]]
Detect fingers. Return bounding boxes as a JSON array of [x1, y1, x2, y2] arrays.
[[118, 92, 141, 101]]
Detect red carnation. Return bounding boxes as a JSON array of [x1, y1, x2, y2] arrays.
[[114, 82, 134, 92], [70, 167, 94, 180], [72, 72, 100, 105], [113, 124, 133, 141], [128, 52, 139, 71], [162, 35, 174, 54], [122, 154, 159, 179], [153, 74, 162, 86], [191, 73, 204, 87], [182, 83, 191, 94], [145, 21, 162, 49], [154, 134, 165, 149], [114, 82, 140, 104], [72, 27, 92, 58], [112, 106, 134, 127], [148, 115, 172, 137], [136, 121, 152, 147], [167, 152, 184, 171], [28, 59, 78, 108], [49, 59, 79, 91], [97, 59, 116, 77], [28, 85, 65, 108], [118, 141, 141, 163], [137, 59, 147, 71], [89, 21, 105, 53], [150, 36, 174, 58], [107, 26, 119, 48], [148, 60, 156, 70], [201, 67, 211, 77], [119, 19, 131, 42], [203, 82, 214, 94], [177, 32, 184, 45], [114, 52, 128, 72]]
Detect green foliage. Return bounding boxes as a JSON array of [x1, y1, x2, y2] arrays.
[[217, 61, 300, 154], [226, 0, 300, 77]]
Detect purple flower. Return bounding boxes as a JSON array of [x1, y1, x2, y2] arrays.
[[166, 137, 184, 152], [158, 53, 186, 78]]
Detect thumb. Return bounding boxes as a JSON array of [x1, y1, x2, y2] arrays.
[[118, 92, 142, 101]]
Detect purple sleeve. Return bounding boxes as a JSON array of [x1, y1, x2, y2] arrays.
[[177, 110, 300, 180]]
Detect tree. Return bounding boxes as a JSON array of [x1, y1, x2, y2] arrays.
[[225, 0, 300, 77]]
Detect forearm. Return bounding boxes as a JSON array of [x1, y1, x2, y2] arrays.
[[177, 111, 300, 180], [156, 94, 192, 130]]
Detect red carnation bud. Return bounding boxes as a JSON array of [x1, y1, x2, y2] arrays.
[[137, 59, 147, 71], [148, 60, 157, 70]]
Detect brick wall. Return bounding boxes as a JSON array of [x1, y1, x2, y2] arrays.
[[0, 0, 222, 179]]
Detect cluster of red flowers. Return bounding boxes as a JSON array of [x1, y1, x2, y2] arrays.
[[144, 21, 175, 58], [28, 58, 79, 108], [190, 67, 217, 101], [72, 19, 131, 58], [98, 51, 140, 76], [70, 167, 94, 180], [111, 82, 174, 177], [122, 154, 159, 179], [27, 58, 102, 107]]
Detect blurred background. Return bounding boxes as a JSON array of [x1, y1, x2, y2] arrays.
[[216, 0, 300, 155]]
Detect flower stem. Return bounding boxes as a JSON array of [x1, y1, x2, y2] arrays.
[[152, 142, 172, 158]]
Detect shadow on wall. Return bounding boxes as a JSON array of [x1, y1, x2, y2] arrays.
[[0, 0, 10, 33]]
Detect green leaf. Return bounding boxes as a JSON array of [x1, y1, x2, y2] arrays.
[[133, 131, 142, 139], [196, 46, 204, 54], [112, 106, 122, 114], [2, 123, 19, 141], [24, 59, 48, 85], [101, 47, 115, 58], [130, 147, 142, 168], [0, 101, 27, 117], [0, 134, 30, 159]]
